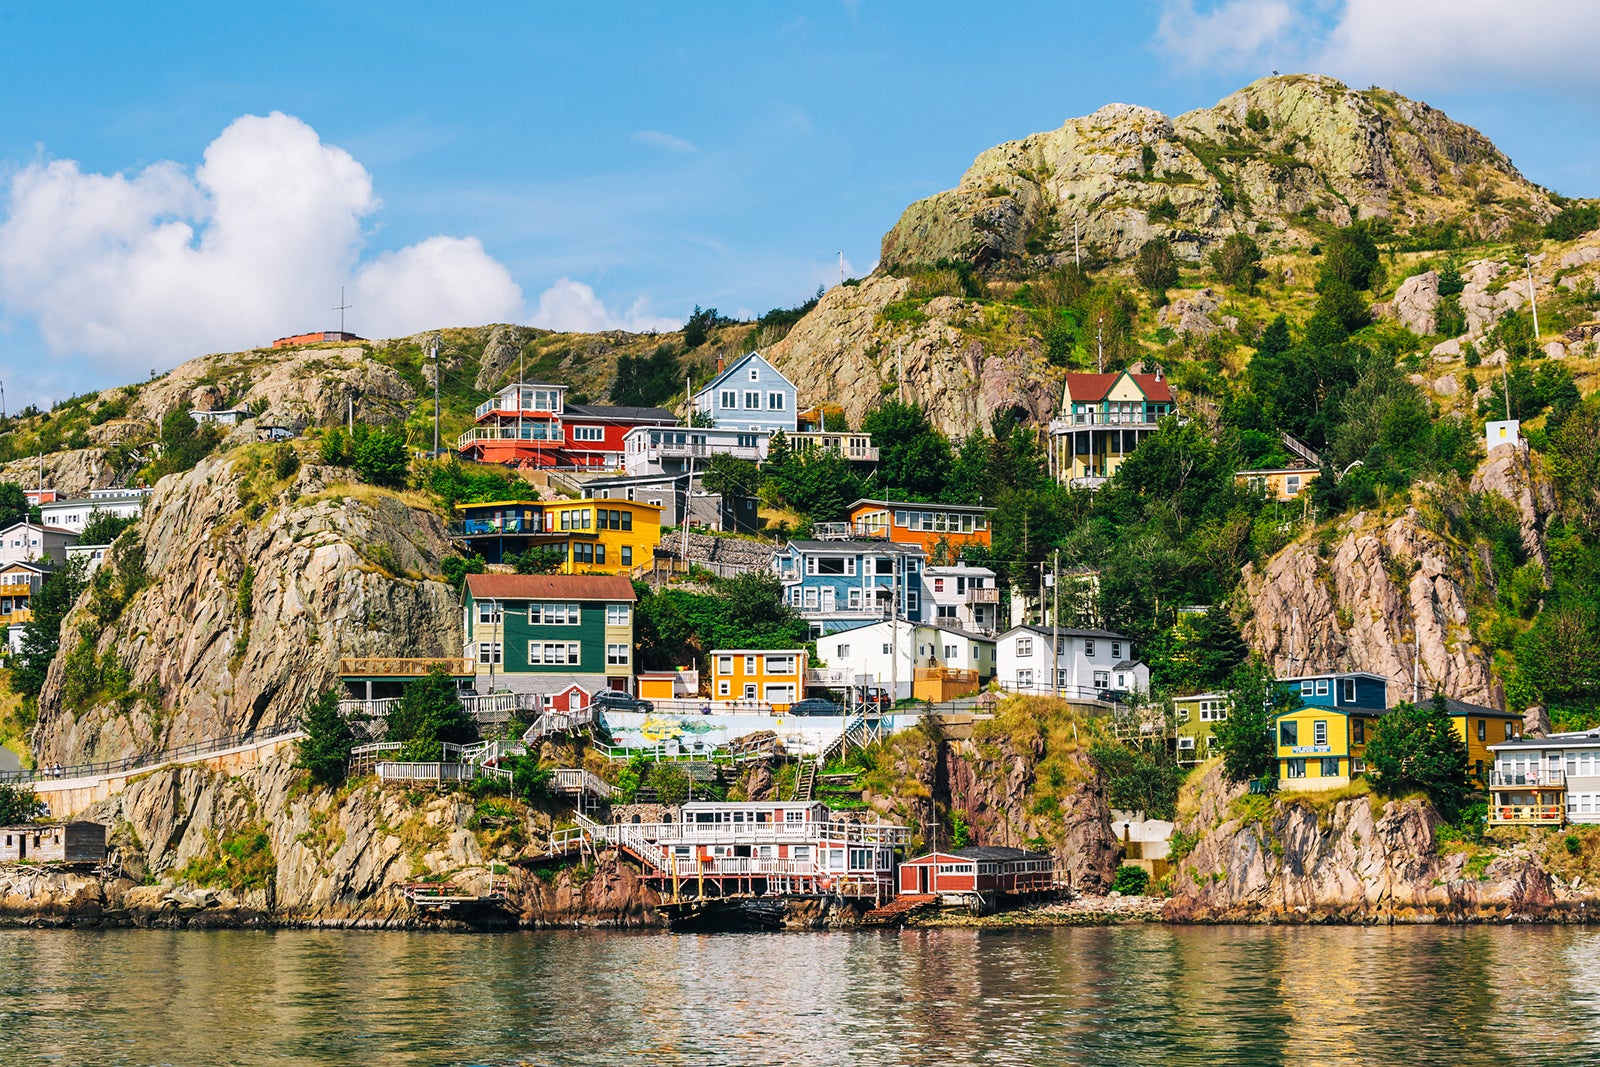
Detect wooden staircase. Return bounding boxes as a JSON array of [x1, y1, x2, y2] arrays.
[[792, 761, 817, 802], [862, 894, 936, 924]]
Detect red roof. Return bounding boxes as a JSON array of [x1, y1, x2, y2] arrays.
[[464, 573, 637, 602], [1063, 371, 1173, 404]]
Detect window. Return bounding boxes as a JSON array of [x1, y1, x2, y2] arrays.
[[1341, 679, 1356, 703], [1315, 679, 1330, 696], [477, 602, 501, 624], [1016, 670, 1034, 689], [607, 643, 629, 666], [745, 391, 761, 409], [744, 655, 756, 676], [743, 684, 756, 699], [717, 655, 732, 675], [847, 589, 862, 610], [1505, 722, 1516, 740], [768, 392, 785, 410], [749, 367, 760, 381], [1321, 757, 1341, 777], [944, 644, 957, 660], [720, 390, 737, 409], [572, 425, 604, 442], [529, 642, 581, 665], [1093, 670, 1109, 689], [1313, 721, 1327, 746], [1352, 757, 1366, 774], [933, 578, 945, 593], [765, 655, 796, 675], [936, 605, 956, 620], [1177, 705, 1191, 723], [1285, 758, 1306, 779], [803, 588, 818, 609], [530, 604, 581, 625], [1352, 718, 1365, 743], [477, 642, 502, 665], [881, 643, 890, 654], [1085, 640, 1096, 658], [1286, 475, 1301, 496], [1280, 721, 1299, 746], [905, 591, 919, 613], [606, 604, 630, 626], [573, 543, 596, 565], [1017, 637, 1033, 657], [1477, 719, 1487, 742], [1301, 681, 1315, 696], [1111, 642, 1122, 660], [718, 680, 730, 696], [838, 644, 850, 657]]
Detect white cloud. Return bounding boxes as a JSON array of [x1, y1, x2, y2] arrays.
[[1152, 0, 1600, 89], [1154, 0, 1300, 73], [632, 130, 698, 153], [0, 111, 524, 385], [528, 278, 681, 334]]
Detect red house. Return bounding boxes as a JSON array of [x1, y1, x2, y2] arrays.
[[545, 682, 590, 712], [897, 846, 1055, 902], [457, 380, 677, 470]]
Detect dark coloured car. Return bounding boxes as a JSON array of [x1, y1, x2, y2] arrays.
[[787, 697, 845, 716], [592, 689, 654, 713], [1096, 689, 1131, 704]]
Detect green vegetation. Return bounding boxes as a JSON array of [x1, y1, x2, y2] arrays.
[[0, 783, 46, 824], [1545, 203, 1599, 241], [1111, 864, 1150, 895], [384, 668, 476, 761], [9, 559, 88, 700], [318, 423, 409, 487], [146, 409, 221, 481], [177, 824, 276, 892], [1089, 741, 1186, 820], [1365, 696, 1471, 819], [1134, 238, 1180, 301], [611, 343, 684, 407], [1214, 659, 1300, 784], [297, 689, 357, 787], [633, 571, 808, 670], [78, 509, 137, 546]]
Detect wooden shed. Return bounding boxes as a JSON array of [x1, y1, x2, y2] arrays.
[[897, 846, 1054, 899], [0, 821, 106, 864]]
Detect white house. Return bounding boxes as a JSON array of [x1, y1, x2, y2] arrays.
[[190, 407, 253, 427], [0, 522, 77, 566], [37, 488, 150, 533], [994, 625, 1149, 699], [815, 619, 995, 700], [923, 563, 1000, 634], [64, 542, 112, 575], [690, 352, 798, 435], [622, 426, 769, 477]]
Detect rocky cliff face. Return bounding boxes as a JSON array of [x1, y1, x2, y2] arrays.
[[881, 75, 1552, 272], [33, 449, 459, 765], [1165, 763, 1566, 922]]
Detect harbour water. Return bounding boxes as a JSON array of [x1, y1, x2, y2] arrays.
[[3, 924, 1598, 1066]]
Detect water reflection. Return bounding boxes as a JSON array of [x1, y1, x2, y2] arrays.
[[1, 925, 1599, 1066]]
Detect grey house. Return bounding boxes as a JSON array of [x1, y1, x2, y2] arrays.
[[0, 821, 107, 863]]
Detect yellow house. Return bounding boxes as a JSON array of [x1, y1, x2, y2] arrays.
[[452, 498, 662, 575], [1236, 467, 1319, 503], [0, 561, 49, 637], [1441, 696, 1523, 783], [638, 668, 698, 702], [1276, 706, 1386, 791], [710, 649, 804, 709], [1049, 370, 1176, 487]]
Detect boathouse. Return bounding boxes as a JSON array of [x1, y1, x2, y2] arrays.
[[0, 821, 106, 864], [896, 846, 1054, 900]]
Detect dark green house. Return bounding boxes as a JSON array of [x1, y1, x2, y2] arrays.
[[462, 572, 638, 701]]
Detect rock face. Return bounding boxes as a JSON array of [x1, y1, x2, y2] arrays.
[[1239, 506, 1492, 703], [0, 449, 128, 496], [767, 275, 1061, 437], [1471, 445, 1556, 575], [1164, 764, 1563, 922], [1391, 270, 1440, 335], [880, 75, 1553, 271], [1156, 288, 1238, 336], [33, 451, 460, 765]]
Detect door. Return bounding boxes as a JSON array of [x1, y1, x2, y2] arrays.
[[919, 866, 929, 893], [820, 588, 835, 613], [17, 834, 24, 860]]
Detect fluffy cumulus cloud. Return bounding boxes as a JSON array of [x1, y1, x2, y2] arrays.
[[0, 112, 524, 383], [529, 278, 681, 334], [1153, 0, 1600, 90]]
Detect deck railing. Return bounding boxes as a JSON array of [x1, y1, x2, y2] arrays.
[[339, 657, 475, 678], [608, 819, 911, 847], [1490, 769, 1566, 788], [1489, 803, 1565, 825], [0, 721, 303, 785]]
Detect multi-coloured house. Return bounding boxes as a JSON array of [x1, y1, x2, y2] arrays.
[[456, 379, 677, 469], [690, 352, 798, 435], [1273, 671, 1388, 791], [461, 573, 638, 699], [0, 560, 50, 654], [450, 497, 661, 572], [1048, 370, 1177, 487], [773, 539, 926, 636], [1488, 732, 1590, 827]]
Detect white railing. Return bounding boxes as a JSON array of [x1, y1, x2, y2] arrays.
[[339, 698, 401, 719], [524, 706, 597, 740], [457, 424, 562, 449], [612, 819, 911, 847], [1490, 769, 1566, 788], [377, 762, 475, 783], [1048, 414, 1162, 433], [787, 433, 879, 461], [552, 768, 615, 800]]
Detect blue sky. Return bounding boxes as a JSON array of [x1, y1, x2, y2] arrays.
[[1, 0, 1596, 409]]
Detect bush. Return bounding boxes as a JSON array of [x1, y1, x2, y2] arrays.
[[1134, 237, 1180, 296], [0, 783, 46, 824], [296, 689, 356, 787], [385, 669, 476, 760], [1111, 865, 1150, 895], [1545, 204, 1599, 241], [1365, 696, 1471, 819], [1209, 234, 1265, 294]]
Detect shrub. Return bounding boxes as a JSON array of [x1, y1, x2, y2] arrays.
[[1112, 864, 1150, 895], [297, 689, 356, 787], [1147, 197, 1178, 222], [1545, 204, 1599, 241], [1209, 234, 1265, 294], [0, 783, 46, 824], [1134, 237, 1180, 296], [1245, 108, 1270, 133]]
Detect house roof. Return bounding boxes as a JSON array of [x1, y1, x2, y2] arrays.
[[464, 573, 637, 602], [0, 559, 52, 575], [494, 378, 564, 391], [1173, 691, 1231, 703], [0, 521, 77, 538], [1062, 371, 1174, 404], [1439, 696, 1521, 720], [1000, 624, 1132, 642], [1278, 671, 1389, 684], [849, 498, 995, 515], [693, 351, 797, 398], [565, 403, 679, 423], [708, 647, 805, 656], [786, 539, 925, 554], [927, 621, 995, 643], [1491, 730, 1600, 751], [904, 846, 1052, 863]]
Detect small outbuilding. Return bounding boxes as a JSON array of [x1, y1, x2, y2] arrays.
[[0, 821, 107, 864], [897, 845, 1055, 902]]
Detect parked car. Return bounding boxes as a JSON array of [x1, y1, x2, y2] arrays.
[[1096, 689, 1131, 705], [592, 689, 654, 713], [788, 697, 845, 716]]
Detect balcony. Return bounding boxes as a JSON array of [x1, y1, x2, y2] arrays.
[[641, 440, 764, 462], [476, 396, 561, 420], [966, 587, 999, 605], [1488, 803, 1565, 826], [1490, 769, 1566, 789], [810, 521, 890, 541], [1048, 414, 1163, 435], [339, 657, 476, 678], [788, 433, 879, 462], [457, 425, 562, 450]]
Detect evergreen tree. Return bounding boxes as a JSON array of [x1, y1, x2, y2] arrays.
[[1134, 237, 1180, 298], [297, 689, 356, 786], [0, 482, 28, 529], [0, 783, 45, 824], [1214, 659, 1298, 784], [11, 559, 88, 699], [352, 426, 410, 487], [860, 400, 951, 500], [386, 669, 476, 761], [1365, 696, 1471, 818]]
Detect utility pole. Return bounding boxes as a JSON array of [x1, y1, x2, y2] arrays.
[[347, 396, 354, 433], [890, 557, 899, 705], [430, 339, 441, 458], [333, 287, 352, 336], [1503, 360, 1512, 422], [1096, 317, 1104, 374], [1525, 254, 1541, 342], [1074, 218, 1081, 269], [896, 343, 904, 404], [838, 251, 845, 288], [681, 374, 693, 565], [1051, 550, 1060, 698]]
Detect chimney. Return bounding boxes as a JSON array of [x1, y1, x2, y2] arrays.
[[716, 356, 725, 374]]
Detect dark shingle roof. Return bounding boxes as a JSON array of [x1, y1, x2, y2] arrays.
[[565, 403, 678, 423], [950, 846, 1052, 862]]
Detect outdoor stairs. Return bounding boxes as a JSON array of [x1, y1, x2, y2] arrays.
[[793, 761, 817, 802], [861, 894, 936, 924], [1279, 429, 1322, 469]]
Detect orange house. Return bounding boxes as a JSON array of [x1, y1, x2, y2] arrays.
[[846, 498, 993, 556]]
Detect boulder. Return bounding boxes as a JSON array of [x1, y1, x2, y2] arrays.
[[1431, 374, 1459, 397], [1156, 288, 1239, 337], [1542, 340, 1568, 360], [1392, 270, 1440, 335]]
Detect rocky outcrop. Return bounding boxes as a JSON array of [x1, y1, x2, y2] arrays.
[[1156, 288, 1238, 337], [1239, 506, 1492, 703], [1390, 270, 1440, 335], [0, 448, 128, 496], [881, 75, 1553, 271], [33, 450, 459, 765], [1165, 764, 1566, 922], [1471, 444, 1556, 575]]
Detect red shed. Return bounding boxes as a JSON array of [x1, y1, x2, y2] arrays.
[[897, 846, 1054, 899], [546, 683, 590, 712]]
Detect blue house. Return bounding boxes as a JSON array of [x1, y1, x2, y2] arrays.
[[774, 540, 926, 636], [1277, 671, 1388, 711], [692, 352, 798, 435]]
